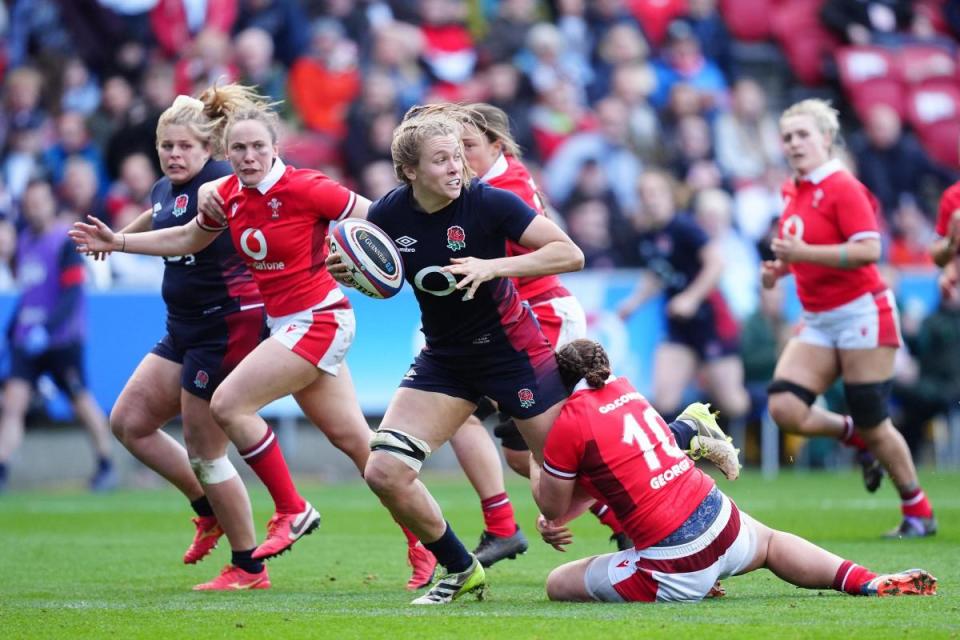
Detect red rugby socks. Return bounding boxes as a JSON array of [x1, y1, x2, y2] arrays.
[[239, 428, 305, 514], [481, 492, 518, 537], [833, 560, 877, 595]]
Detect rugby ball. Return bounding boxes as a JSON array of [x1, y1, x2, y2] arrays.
[[329, 219, 405, 299]]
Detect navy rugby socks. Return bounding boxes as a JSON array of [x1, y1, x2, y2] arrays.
[[423, 521, 472, 574]]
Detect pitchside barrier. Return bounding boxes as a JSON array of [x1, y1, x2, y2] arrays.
[[0, 268, 941, 430]]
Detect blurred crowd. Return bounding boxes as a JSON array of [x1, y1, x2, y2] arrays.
[[2, 0, 960, 461]]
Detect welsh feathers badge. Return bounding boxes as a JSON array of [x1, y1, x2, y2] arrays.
[[446, 225, 466, 251]]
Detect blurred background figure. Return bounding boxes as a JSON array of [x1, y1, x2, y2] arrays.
[[849, 104, 955, 223], [694, 187, 760, 319], [618, 170, 750, 435], [0, 179, 115, 493], [105, 152, 157, 226], [233, 27, 287, 106], [892, 294, 960, 456], [714, 78, 783, 189], [288, 18, 359, 140]]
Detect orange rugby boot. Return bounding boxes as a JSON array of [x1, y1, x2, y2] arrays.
[[861, 569, 937, 597], [184, 515, 224, 564], [193, 564, 271, 591]]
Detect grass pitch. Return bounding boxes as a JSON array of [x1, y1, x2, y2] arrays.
[[1, 469, 958, 639]]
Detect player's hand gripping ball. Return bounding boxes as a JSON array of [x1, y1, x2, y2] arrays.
[[329, 219, 405, 299]]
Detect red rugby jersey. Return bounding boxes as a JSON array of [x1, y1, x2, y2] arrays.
[[208, 159, 357, 317], [543, 376, 714, 549], [778, 159, 885, 312], [482, 154, 569, 301], [935, 180, 960, 239]]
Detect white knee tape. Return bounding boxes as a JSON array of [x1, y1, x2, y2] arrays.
[[190, 455, 238, 485], [369, 428, 432, 473]]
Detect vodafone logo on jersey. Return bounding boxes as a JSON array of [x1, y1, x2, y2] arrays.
[[239, 228, 285, 271], [783, 214, 804, 239]]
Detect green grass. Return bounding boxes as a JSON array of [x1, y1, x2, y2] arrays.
[[2, 470, 959, 639]]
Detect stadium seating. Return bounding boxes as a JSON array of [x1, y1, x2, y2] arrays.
[[900, 43, 957, 88], [835, 45, 905, 120], [720, 0, 775, 42], [905, 84, 960, 168], [770, 0, 840, 85]]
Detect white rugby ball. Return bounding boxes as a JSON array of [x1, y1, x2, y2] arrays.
[[329, 219, 405, 299]]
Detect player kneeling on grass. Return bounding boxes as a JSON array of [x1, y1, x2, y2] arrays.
[[532, 339, 937, 603]]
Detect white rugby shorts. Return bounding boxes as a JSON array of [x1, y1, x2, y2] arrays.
[[267, 297, 355, 375], [530, 295, 587, 349], [796, 289, 901, 350], [583, 491, 758, 602]]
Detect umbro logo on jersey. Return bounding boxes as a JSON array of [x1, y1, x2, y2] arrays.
[[395, 235, 417, 252], [152, 202, 161, 217], [231, 203, 239, 218], [403, 367, 417, 380], [267, 197, 282, 219], [615, 559, 630, 568]]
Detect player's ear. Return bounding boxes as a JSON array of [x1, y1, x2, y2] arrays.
[[402, 165, 417, 182]]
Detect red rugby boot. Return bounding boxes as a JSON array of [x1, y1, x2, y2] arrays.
[[193, 564, 271, 591], [406, 542, 438, 590], [252, 502, 320, 560], [184, 515, 224, 564]]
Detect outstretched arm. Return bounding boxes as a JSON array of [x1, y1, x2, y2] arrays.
[[70, 215, 221, 257]]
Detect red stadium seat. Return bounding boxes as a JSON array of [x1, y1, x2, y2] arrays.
[[835, 46, 905, 120], [900, 44, 956, 86], [907, 84, 960, 127], [770, 0, 840, 85], [906, 85, 960, 169], [914, 119, 960, 168], [720, 0, 774, 42]]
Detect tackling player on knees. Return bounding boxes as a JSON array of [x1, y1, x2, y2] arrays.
[[533, 339, 937, 603]]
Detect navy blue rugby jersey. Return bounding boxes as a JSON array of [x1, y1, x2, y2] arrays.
[[368, 179, 539, 351], [150, 159, 261, 319], [628, 214, 709, 299]]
